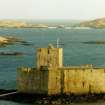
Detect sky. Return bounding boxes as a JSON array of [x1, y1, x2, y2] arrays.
[[0, 0, 105, 20]]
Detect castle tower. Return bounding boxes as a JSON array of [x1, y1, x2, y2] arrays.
[[37, 44, 63, 69]]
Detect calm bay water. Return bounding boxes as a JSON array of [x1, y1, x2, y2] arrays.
[[0, 28, 105, 104]]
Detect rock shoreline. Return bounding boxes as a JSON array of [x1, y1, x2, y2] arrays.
[[0, 89, 105, 104]]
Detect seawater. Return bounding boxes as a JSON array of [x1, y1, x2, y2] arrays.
[[0, 28, 105, 104]]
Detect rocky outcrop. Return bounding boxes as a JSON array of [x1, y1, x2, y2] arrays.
[[0, 36, 34, 47], [0, 36, 18, 47], [83, 41, 105, 44], [0, 52, 24, 56]]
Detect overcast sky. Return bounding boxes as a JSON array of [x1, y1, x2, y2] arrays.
[[0, 0, 105, 20]]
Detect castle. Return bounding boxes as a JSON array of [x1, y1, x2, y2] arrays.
[[17, 44, 105, 95]]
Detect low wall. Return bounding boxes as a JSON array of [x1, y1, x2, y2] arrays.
[[63, 67, 105, 94], [17, 67, 105, 95], [17, 67, 48, 94]]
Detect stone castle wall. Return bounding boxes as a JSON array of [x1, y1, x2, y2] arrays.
[[17, 67, 105, 95], [62, 67, 105, 94]]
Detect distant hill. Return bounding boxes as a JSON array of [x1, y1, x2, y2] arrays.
[[79, 18, 105, 28], [0, 20, 48, 28]]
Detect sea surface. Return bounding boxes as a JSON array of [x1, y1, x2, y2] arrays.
[[0, 28, 105, 104]]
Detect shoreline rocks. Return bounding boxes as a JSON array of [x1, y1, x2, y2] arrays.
[[0, 90, 105, 104]]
